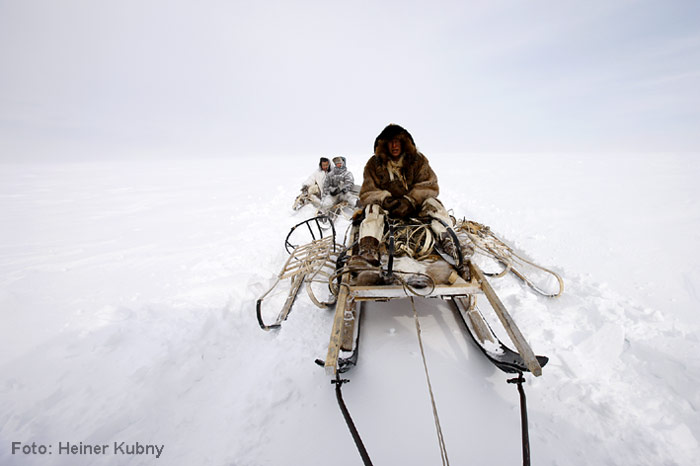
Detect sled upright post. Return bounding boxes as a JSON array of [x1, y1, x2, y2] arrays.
[[470, 261, 542, 376], [325, 271, 352, 376]]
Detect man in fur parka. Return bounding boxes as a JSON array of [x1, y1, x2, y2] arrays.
[[349, 124, 456, 281]]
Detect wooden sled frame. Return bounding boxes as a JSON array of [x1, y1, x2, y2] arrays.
[[323, 222, 545, 377], [257, 216, 344, 330]]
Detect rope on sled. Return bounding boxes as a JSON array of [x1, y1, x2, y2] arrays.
[[381, 222, 436, 261], [457, 220, 564, 298], [410, 296, 450, 466], [326, 231, 438, 299], [327, 263, 438, 299]]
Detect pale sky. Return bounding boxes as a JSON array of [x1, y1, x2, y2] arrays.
[[1, 0, 699, 161]]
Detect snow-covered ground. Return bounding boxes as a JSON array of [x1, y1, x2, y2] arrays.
[[1, 153, 699, 465]]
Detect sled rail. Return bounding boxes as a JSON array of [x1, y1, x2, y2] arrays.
[[470, 262, 542, 376], [325, 272, 352, 375], [350, 281, 480, 301]]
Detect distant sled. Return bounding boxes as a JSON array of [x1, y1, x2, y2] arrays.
[[292, 184, 361, 225]]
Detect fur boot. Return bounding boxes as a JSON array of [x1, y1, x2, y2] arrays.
[[347, 236, 381, 269], [355, 270, 384, 286]]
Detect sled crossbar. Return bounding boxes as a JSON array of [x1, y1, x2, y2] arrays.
[[324, 262, 542, 376], [349, 282, 480, 301]]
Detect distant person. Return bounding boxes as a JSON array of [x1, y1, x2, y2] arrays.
[[319, 156, 355, 214], [349, 124, 456, 277], [296, 157, 331, 209]]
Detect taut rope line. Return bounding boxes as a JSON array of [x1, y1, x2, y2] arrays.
[[410, 296, 450, 466]]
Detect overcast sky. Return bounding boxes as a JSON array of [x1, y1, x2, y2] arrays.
[[1, 0, 699, 161]]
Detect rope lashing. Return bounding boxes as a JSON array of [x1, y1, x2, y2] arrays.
[[382, 222, 436, 261], [410, 296, 450, 466], [457, 220, 564, 297]]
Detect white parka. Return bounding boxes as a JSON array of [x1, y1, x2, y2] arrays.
[[302, 160, 330, 194]]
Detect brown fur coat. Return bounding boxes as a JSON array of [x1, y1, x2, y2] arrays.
[[359, 124, 439, 207]]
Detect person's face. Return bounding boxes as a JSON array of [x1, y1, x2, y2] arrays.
[[321, 161, 330, 171], [335, 160, 343, 168], [388, 138, 402, 157]]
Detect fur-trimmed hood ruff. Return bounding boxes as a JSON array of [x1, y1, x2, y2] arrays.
[[359, 124, 439, 207], [331, 156, 347, 171], [373, 124, 418, 161]]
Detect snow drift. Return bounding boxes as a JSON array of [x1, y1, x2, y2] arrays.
[[1, 153, 699, 465]]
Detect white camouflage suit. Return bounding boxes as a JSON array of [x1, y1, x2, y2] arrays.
[[320, 156, 355, 213]]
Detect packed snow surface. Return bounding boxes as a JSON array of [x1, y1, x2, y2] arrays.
[[1, 153, 699, 465]]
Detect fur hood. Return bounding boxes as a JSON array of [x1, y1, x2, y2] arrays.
[[331, 156, 347, 171], [324, 156, 354, 194], [373, 124, 418, 162], [359, 124, 439, 207]]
